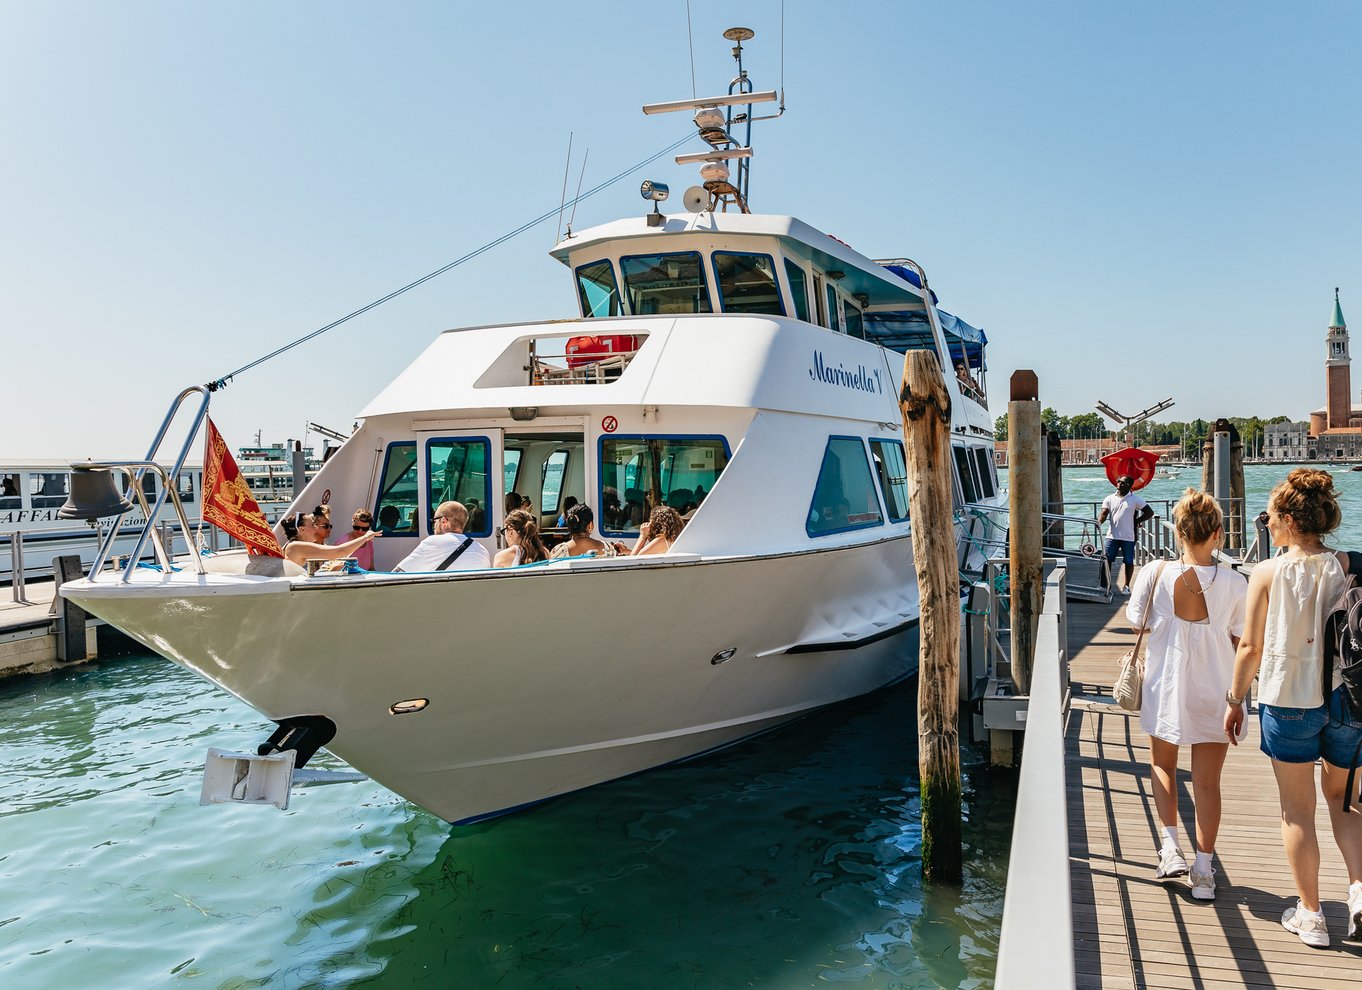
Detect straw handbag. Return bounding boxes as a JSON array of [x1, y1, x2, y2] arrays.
[[1114, 561, 1168, 713]]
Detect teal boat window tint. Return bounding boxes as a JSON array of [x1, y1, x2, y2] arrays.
[[844, 301, 864, 340], [374, 443, 419, 534], [599, 436, 729, 536], [784, 259, 810, 323], [620, 252, 712, 315], [807, 437, 884, 536], [825, 283, 841, 332], [870, 439, 910, 522], [713, 251, 785, 316], [972, 447, 996, 499], [575, 260, 622, 318], [427, 438, 492, 535], [953, 445, 979, 504], [540, 450, 569, 514], [503, 448, 522, 495]]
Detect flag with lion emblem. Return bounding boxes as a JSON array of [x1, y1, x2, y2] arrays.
[[202, 418, 284, 557]]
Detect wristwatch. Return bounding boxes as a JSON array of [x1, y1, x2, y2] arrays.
[[1225, 689, 1245, 707]]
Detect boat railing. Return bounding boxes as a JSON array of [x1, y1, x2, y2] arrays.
[[961, 502, 1114, 601], [87, 386, 213, 582], [992, 559, 1076, 989]]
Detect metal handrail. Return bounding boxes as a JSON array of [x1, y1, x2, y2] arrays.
[[88, 385, 212, 581]]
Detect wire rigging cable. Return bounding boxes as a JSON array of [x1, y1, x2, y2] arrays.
[[208, 132, 695, 391]]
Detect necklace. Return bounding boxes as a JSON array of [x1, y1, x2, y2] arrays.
[[1180, 561, 1216, 596]]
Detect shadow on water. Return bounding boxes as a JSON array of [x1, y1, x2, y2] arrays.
[[291, 680, 1015, 989], [0, 658, 1014, 990]]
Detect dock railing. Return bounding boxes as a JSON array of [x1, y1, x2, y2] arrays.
[[992, 560, 1075, 990]]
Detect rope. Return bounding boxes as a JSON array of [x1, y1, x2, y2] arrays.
[[207, 132, 696, 391]]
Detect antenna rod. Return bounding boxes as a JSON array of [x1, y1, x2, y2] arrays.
[[555, 132, 574, 244]]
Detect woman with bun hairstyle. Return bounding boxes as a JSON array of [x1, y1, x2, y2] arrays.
[[1224, 468, 1362, 948], [548, 503, 616, 559], [1126, 489, 1248, 902], [280, 506, 377, 569]]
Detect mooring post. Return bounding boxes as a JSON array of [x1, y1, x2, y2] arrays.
[[900, 349, 962, 883], [1199, 418, 1244, 549], [1008, 371, 1042, 696], [1044, 429, 1065, 551]]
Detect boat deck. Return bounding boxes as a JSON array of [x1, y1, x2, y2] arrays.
[[1066, 596, 1361, 987]]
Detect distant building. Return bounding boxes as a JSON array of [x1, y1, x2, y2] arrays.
[[1308, 290, 1362, 460], [1263, 421, 1313, 461]]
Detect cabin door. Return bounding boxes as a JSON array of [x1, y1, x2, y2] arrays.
[[415, 429, 504, 553]]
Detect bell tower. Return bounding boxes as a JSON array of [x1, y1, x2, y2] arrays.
[[1326, 287, 1350, 429]]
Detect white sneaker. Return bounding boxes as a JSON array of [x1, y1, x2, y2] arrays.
[[1348, 882, 1362, 941], [1156, 846, 1188, 879], [1120, 587, 1132, 596], [1282, 901, 1330, 948], [1189, 868, 1215, 901]]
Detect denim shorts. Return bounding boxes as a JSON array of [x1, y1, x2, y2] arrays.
[[1260, 686, 1362, 767], [1104, 538, 1135, 566]]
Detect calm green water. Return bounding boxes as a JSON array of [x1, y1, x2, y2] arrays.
[[0, 654, 1012, 989], [1004, 462, 1362, 547]]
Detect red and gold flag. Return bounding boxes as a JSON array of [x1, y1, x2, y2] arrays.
[[202, 418, 285, 557]]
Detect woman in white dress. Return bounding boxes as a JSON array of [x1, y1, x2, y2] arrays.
[[1127, 489, 1248, 901]]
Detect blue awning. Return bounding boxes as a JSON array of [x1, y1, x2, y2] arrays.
[[863, 309, 988, 370]]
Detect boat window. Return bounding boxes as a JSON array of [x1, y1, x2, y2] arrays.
[[620, 252, 713, 315], [713, 252, 785, 316], [599, 435, 729, 536], [503, 448, 522, 495], [824, 283, 841, 332], [178, 472, 196, 503], [953, 445, 979, 504], [972, 447, 996, 500], [870, 439, 910, 522], [807, 437, 884, 536], [140, 473, 158, 498], [427, 438, 492, 536], [784, 259, 810, 323], [813, 273, 827, 327], [374, 443, 419, 534], [0, 472, 19, 508], [844, 301, 864, 340], [575, 260, 622, 319], [31, 472, 69, 508], [540, 450, 569, 514]]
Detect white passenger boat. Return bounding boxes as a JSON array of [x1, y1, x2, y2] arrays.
[[61, 31, 1003, 824]]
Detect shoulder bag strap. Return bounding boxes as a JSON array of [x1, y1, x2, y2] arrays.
[[436, 537, 474, 571], [1131, 560, 1169, 654]]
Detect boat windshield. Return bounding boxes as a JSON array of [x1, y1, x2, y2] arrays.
[[620, 252, 713, 315], [575, 260, 622, 318]]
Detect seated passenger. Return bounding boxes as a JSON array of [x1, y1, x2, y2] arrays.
[[377, 505, 408, 533], [493, 509, 549, 568], [613, 505, 684, 557], [504, 491, 522, 517], [466, 499, 486, 533], [339, 509, 375, 570], [549, 504, 617, 559], [281, 507, 377, 569], [393, 501, 490, 572], [556, 496, 579, 528]]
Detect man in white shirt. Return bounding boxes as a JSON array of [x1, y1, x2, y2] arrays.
[[1098, 475, 1155, 594], [393, 501, 491, 573]]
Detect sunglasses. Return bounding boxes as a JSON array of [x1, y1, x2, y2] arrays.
[[315, 522, 333, 530], [353, 525, 371, 532]]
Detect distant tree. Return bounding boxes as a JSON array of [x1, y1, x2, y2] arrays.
[[994, 414, 1008, 440]]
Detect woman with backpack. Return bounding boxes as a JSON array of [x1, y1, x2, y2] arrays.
[[1224, 468, 1362, 948], [1127, 490, 1248, 902]]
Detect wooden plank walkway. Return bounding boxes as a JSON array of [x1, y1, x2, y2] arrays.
[[1066, 594, 1361, 987]]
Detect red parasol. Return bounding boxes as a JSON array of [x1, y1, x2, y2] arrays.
[[1100, 447, 1161, 491]]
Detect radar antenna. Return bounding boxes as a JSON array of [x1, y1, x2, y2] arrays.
[[640, 27, 785, 213]]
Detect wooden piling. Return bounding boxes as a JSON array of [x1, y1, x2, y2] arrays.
[[1044, 429, 1064, 551], [899, 349, 962, 883], [1200, 418, 1245, 549], [1008, 372, 1042, 696]]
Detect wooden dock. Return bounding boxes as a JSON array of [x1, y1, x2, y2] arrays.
[[1066, 596, 1361, 987], [0, 577, 97, 676]]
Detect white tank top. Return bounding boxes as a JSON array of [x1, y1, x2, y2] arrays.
[[1259, 550, 1348, 708]]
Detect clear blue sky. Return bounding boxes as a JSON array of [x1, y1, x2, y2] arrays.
[[3, 1, 1359, 457]]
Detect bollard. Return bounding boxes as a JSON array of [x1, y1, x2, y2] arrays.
[[1008, 371, 1043, 696], [52, 555, 90, 662], [899, 348, 962, 883]]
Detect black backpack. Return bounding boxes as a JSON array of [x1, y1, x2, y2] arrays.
[[1323, 550, 1362, 812]]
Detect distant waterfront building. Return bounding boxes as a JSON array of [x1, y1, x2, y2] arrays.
[[1308, 289, 1362, 460], [1263, 421, 1313, 461]]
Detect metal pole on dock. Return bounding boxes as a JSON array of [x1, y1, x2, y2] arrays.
[[1044, 429, 1064, 551], [1201, 419, 1245, 551], [899, 349, 962, 883], [1008, 371, 1042, 696]]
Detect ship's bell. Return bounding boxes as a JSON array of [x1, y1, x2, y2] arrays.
[[57, 466, 136, 520]]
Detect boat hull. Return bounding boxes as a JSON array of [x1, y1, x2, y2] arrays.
[[64, 539, 919, 823]]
